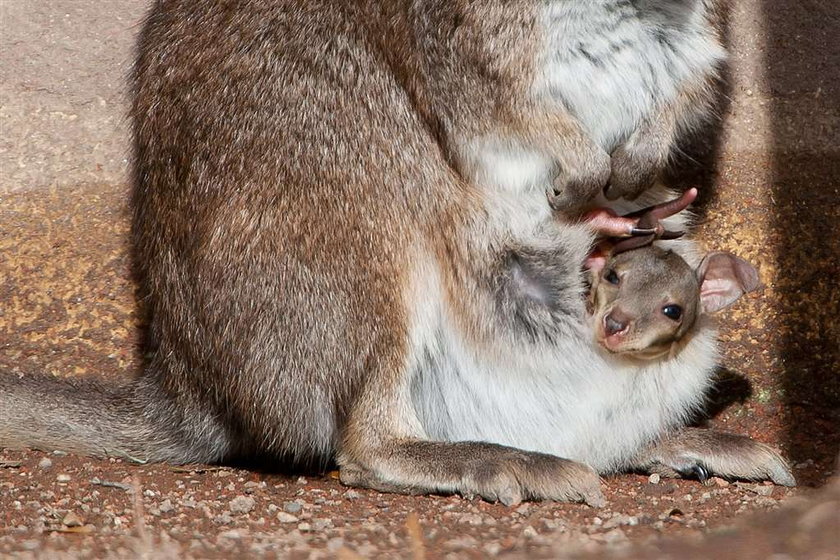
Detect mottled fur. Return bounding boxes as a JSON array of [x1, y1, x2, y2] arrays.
[[0, 0, 793, 505]]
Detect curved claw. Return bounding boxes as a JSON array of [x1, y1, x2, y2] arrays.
[[692, 463, 710, 484], [659, 229, 686, 240], [612, 233, 656, 254], [676, 462, 710, 484]]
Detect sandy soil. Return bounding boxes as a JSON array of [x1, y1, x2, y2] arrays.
[[1, 0, 838, 558]]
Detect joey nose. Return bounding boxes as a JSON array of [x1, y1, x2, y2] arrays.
[[603, 312, 629, 336]]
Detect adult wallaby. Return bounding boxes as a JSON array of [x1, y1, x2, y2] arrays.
[[1, 0, 794, 506]]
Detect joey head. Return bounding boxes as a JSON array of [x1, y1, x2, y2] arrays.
[[587, 246, 759, 359], [582, 188, 760, 358]]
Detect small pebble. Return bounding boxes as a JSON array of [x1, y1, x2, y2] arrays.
[[38, 458, 52, 469], [62, 512, 83, 527], [218, 529, 244, 539], [313, 518, 331, 531], [754, 496, 779, 508], [56, 474, 71, 483], [326, 538, 345, 552], [159, 499, 174, 514], [214, 513, 233, 525], [522, 525, 537, 538], [648, 473, 661, 484], [458, 513, 483, 526], [229, 495, 255, 514], [277, 512, 299, 523], [484, 543, 502, 556], [515, 503, 532, 515], [283, 501, 302, 514], [602, 528, 627, 544]]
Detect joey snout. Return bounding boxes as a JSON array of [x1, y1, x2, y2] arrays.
[[597, 307, 639, 352], [602, 308, 631, 339], [594, 301, 678, 358]]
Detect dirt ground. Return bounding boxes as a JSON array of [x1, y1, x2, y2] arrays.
[[1, 1, 839, 558]]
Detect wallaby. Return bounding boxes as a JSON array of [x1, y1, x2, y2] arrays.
[[1, 0, 794, 506]]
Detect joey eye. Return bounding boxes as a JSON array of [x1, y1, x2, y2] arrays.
[[662, 304, 683, 321], [604, 269, 620, 285]]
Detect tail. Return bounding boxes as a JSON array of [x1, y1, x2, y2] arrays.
[[0, 372, 216, 463]]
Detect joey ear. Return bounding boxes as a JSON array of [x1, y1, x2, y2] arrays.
[[697, 252, 760, 314], [585, 242, 611, 274], [585, 254, 607, 274]]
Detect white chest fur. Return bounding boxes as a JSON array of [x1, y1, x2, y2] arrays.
[[536, 0, 725, 151]]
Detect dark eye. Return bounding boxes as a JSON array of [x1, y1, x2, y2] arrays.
[[662, 304, 683, 321], [604, 269, 620, 285]]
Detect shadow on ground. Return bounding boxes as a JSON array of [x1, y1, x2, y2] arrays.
[[763, 0, 840, 468]]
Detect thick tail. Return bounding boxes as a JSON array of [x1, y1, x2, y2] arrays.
[[0, 372, 219, 463]]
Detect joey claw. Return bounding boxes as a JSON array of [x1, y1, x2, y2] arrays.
[[629, 226, 658, 237], [608, 188, 697, 255], [581, 189, 696, 246]]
